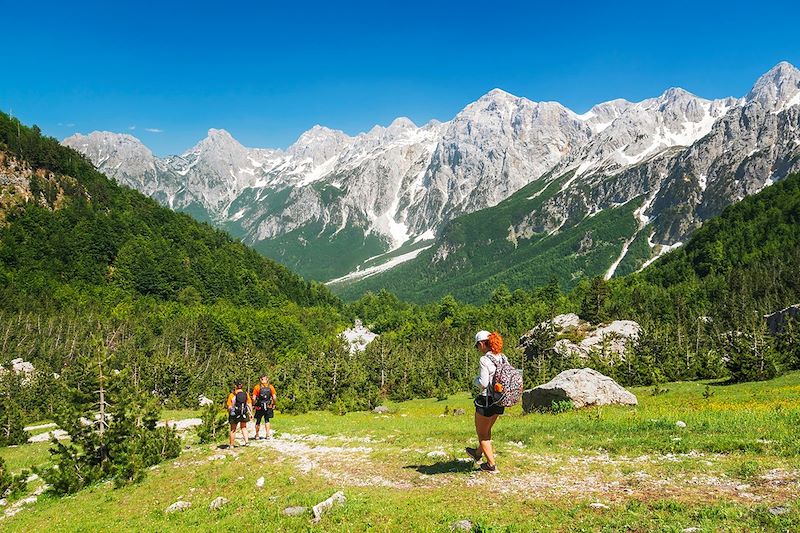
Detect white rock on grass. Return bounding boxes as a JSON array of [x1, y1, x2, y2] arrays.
[[255, 477, 265, 488], [675, 420, 687, 428], [283, 506, 308, 516], [198, 395, 214, 407], [522, 368, 637, 412], [208, 497, 229, 510], [373, 406, 390, 414], [450, 519, 473, 531], [312, 491, 346, 522], [27, 429, 69, 444], [590, 502, 609, 509], [769, 506, 790, 516], [165, 500, 192, 513], [427, 450, 448, 459]]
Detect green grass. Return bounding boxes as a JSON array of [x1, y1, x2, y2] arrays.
[[3, 373, 800, 531]]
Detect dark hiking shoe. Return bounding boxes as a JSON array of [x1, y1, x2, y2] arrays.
[[465, 447, 482, 462], [479, 462, 497, 473]]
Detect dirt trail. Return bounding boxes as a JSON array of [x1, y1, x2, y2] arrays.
[[203, 427, 800, 504]]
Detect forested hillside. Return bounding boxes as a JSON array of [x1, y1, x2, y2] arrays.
[[0, 113, 356, 422], [1, 112, 798, 427], [0, 112, 336, 309], [346, 172, 800, 394]]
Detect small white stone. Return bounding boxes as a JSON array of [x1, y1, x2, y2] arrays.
[[209, 497, 229, 510], [590, 502, 609, 509], [255, 476, 265, 488], [165, 500, 191, 513], [675, 420, 687, 428]]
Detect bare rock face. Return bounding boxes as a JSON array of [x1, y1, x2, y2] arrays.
[[522, 368, 637, 412], [764, 303, 800, 334]]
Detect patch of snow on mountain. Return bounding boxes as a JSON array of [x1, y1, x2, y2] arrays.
[[327, 245, 432, 284]]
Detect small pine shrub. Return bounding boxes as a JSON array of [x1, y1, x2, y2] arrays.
[[702, 384, 715, 400], [0, 457, 27, 498], [197, 403, 227, 444]]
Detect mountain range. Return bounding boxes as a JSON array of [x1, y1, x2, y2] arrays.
[[63, 62, 800, 301]]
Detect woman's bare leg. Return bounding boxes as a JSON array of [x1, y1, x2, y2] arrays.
[[229, 423, 237, 447], [239, 422, 249, 445], [475, 412, 499, 465]]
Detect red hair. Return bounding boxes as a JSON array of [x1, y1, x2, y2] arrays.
[[488, 331, 503, 354]]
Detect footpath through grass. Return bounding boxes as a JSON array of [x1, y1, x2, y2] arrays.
[[2, 373, 799, 531]]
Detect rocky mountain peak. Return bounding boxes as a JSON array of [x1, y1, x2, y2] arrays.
[[287, 125, 352, 166], [746, 61, 800, 111]]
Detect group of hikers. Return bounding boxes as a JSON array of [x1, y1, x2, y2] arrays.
[[220, 330, 521, 474], [225, 374, 277, 448]]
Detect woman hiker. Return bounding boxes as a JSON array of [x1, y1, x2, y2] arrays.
[[226, 380, 252, 447], [466, 330, 507, 473]]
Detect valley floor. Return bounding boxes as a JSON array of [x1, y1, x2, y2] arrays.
[[2, 375, 800, 531]]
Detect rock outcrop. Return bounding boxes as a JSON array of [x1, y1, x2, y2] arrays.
[[764, 303, 800, 334], [522, 368, 637, 412], [341, 320, 378, 353], [519, 314, 641, 360]]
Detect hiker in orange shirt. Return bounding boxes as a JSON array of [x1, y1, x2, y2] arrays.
[[226, 380, 252, 447], [252, 375, 277, 440]]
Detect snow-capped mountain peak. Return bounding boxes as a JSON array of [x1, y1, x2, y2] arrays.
[[746, 61, 800, 112], [64, 62, 800, 285]]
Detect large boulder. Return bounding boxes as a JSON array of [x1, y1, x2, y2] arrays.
[[522, 368, 637, 412]]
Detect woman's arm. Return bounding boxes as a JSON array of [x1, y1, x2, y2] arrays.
[[476, 357, 492, 390]]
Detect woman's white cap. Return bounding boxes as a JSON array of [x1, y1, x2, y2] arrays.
[[474, 330, 491, 344]]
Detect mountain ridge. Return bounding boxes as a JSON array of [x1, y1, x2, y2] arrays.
[[63, 62, 800, 291]]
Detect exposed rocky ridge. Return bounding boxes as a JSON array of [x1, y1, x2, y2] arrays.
[[63, 62, 800, 284]]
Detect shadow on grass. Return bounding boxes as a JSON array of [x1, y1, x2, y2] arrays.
[[404, 460, 476, 475]]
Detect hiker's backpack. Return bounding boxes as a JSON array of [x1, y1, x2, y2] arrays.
[[230, 390, 248, 417], [256, 385, 273, 409], [491, 355, 524, 408]]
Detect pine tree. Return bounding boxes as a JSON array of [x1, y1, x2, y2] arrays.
[[43, 336, 181, 495], [580, 276, 609, 324], [0, 373, 29, 446]]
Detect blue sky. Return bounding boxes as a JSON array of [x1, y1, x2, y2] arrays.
[[2, 0, 799, 156]]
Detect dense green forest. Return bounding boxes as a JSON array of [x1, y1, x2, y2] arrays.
[[1, 112, 799, 437]]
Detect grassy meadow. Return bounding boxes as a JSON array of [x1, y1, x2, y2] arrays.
[[2, 373, 799, 531]]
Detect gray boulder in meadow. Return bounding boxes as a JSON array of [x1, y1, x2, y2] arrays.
[[165, 500, 192, 513], [209, 497, 229, 510], [522, 368, 637, 412], [283, 506, 308, 516], [373, 406, 390, 414], [312, 491, 346, 522]]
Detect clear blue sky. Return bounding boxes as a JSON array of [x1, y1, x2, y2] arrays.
[[2, 0, 798, 156]]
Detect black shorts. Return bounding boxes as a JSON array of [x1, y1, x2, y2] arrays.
[[474, 396, 505, 417], [228, 414, 249, 424], [254, 408, 274, 424]]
